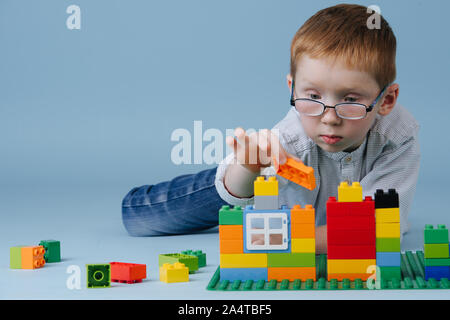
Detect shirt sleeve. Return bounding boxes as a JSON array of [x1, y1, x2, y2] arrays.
[[359, 135, 421, 241]]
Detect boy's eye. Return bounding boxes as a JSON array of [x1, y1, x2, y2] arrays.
[[309, 94, 321, 100], [344, 96, 358, 103]]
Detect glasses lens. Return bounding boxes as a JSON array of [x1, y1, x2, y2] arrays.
[[295, 100, 324, 116], [336, 104, 367, 119]]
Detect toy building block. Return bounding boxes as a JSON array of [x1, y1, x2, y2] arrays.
[[376, 238, 401, 252], [291, 238, 315, 253], [220, 239, 243, 254], [376, 252, 401, 267], [326, 196, 375, 217], [327, 245, 376, 259], [159, 263, 189, 283], [337, 181, 363, 202], [424, 266, 450, 281], [254, 195, 278, 210], [374, 189, 399, 208], [219, 225, 243, 240], [86, 264, 111, 288], [424, 258, 450, 267], [424, 225, 449, 244], [376, 266, 401, 281], [254, 176, 278, 196], [10, 246, 25, 269], [327, 229, 376, 246], [273, 157, 316, 190], [290, 204, 315, 224], [159, 253, 199, 273], [327, 259, 376, 274], [375, 208, 400, 223], [376, 222, 400, 238], [21, 246, 46, 269], [267, 253, 315, 268], [327, 216, 375, 231], [39, 240, 60, 263], [219, 205, 243, 225], [220, 253, 268, 268], [181, 250, 207, 268], [291, 223, 315, 239], [268, 267, 316, 281], [327, 273, 371, 282], [110, 262, 146, 284], [220, 267, 268, 282], [424, 243, 450, 259]]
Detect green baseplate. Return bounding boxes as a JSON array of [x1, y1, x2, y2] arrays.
[[206, 251, 450, 291]]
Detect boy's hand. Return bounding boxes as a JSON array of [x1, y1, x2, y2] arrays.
[[226, 127, 294, 173]]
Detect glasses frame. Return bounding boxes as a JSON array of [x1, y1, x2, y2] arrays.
[[290, 80, 389, 120]]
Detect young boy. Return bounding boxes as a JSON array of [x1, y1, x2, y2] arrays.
[[122, 4, 420, 254]]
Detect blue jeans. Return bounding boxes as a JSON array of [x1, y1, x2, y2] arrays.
[[122, 167, 228, 236]]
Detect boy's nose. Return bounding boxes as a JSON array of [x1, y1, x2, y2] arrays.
[[320, 107, 342, 126]]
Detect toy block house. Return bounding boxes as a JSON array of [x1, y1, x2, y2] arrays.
[[424, 225, 450, 280], [219, 176, 317, 282]]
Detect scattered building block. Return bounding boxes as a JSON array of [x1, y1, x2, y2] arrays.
[[86, 264, 111, 288], [159, 253, 199, 273], [220, 267, 268, 282], [181, 250, 207, 268], [254, 176, 278, 196], [110, 262, 146, 284], [424, 243, 450, 259], [291, 238, 315, 253], [424, 225, 449, 244], [220, 253, 267, 268], [159, 263, 189, 283], [39, 240, 61, 263], [219, 205, 243, 225], [274, 157, 316, 190], [374, 189, 399, 208], [21, 246, 46, 270], [267, 267, 316, 281], [267, 253, 315, 268], [338, 181, 363, 202], [10, 246, 25, 269]]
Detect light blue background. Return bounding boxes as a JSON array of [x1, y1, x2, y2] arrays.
[[1, 0, 450, 299]]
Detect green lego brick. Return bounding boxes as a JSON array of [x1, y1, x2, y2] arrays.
[[10, 246, 24, 269], [159, 253, 199, 273], [424, 258, 450, 267], [424, 225, 449, 244], [219, 205, 243, 225], [86, 264, 111, 288], [267, 253, 315, 267], [39, 240, 61, 263], [424, 243, 450, 259], [376, 266, 401, 282], [376, 237, 401, 252], [207, 251, 450, 291], [181, 250, 206, 268]]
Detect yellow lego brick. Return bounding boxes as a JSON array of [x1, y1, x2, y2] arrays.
[[159, 262, 189, 283], [327, 259, 376, 274], [376, 222, 400, 238], [220, 253, 268, 268], [375, 208, 400, 223], [291, 238, 316, 253], [338, 181, 363, 202], [254, 176, 278, 196]]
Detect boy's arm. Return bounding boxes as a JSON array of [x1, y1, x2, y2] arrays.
[[360, 135, 421, 240]]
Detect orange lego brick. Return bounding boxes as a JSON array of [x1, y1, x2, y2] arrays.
[[274, 157, 316, 190], [219, 225, 243, 240], [268, 267, 316, 281], [290, 205, 315, 224], [21, 246, 46, 269], [220, 239, 243, 254], [291, 223, 315, 238], [327, 273, 372, 281]]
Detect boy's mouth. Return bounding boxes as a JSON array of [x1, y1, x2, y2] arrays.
[[320, 135, 342, 145]]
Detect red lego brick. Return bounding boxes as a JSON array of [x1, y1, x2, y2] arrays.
[[274, 157, 316, 190], [327, 245, 376, 259], [327, 215, 375, 230], [326, 196, 375, 217], [327, 229, 376, 246], [110, 262, 147, 284]]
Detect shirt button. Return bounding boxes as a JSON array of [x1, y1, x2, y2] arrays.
[[345, 156, 352, 163]]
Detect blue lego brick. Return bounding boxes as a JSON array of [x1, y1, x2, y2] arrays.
[[424, 266, 450, 281], [243, 205, 291, 254], [376, 252, 401, 267], [220, 267, 268, 282]]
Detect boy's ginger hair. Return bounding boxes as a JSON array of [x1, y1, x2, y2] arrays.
[[290, 4, 396, 90]]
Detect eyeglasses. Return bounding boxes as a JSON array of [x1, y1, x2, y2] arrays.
[[290, 80, 389, 120]]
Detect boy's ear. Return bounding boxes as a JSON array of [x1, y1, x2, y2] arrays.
[[378, 83, 399, 116], [286, 74, 293, 92]]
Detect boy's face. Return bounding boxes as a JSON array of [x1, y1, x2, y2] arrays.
[[289, 54, 396, 153]]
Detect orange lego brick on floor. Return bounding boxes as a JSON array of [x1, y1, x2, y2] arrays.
[[291, 223, 315, 238], [268, 267, 316, 281], [21, 246, 46, 269]]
